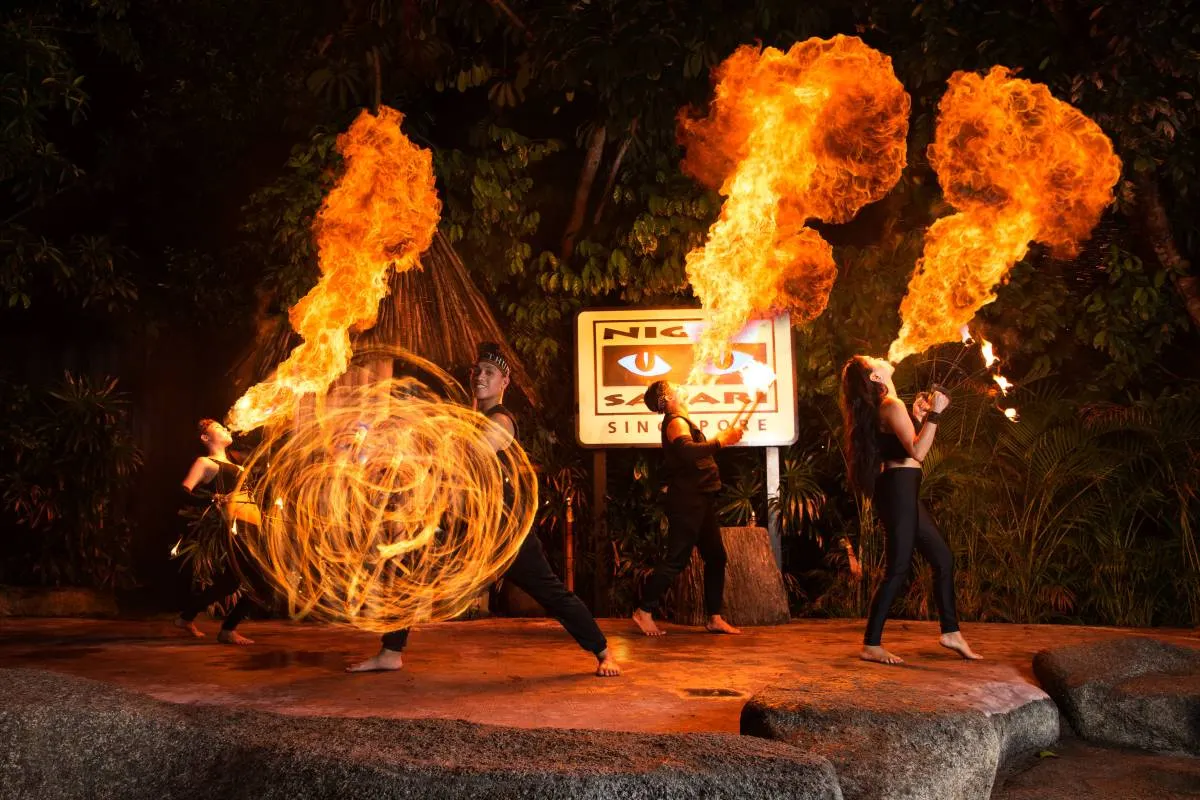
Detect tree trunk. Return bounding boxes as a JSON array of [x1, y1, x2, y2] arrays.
[[1135, 171, 1200, 330], [591, 118, 638, 226], [670, 526, 790, 626], [560, 125, 607, 261]]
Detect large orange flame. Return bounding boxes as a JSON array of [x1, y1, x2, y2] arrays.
[[888, 67, 1121, 363], [228, 106, 440, 431], [679, 35, 910, 379]]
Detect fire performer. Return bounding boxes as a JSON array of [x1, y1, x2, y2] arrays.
[[348, 343, 621, 677], [174, 419, 263, 645], [631, 380, 743, 637], [839, 357, 981, 664]]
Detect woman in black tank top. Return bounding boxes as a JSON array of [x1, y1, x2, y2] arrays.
[[174, 418, 262, 644], [631, 380, 743, 637], [840, 356, 981, 664]]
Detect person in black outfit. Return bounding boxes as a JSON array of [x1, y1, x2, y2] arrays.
[[348, 343, 621, 677], [174, 418, 262, 645], [839, 355, 981, 664], [631, 380, 743, 637]]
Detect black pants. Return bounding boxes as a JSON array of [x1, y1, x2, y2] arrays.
[[864, 467, 959, 646], [639, 490, 726, 617], [381, 533, 608, 655], [179, 567, 257, 631]]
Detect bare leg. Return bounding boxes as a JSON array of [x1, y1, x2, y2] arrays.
[[939, 631, 983, 660], [705, 614, 741, 634], [595, 649, 621, 677], [217, 629, 254, 645], [631, 608, 666, 636], [860, 644, 904, 665], [173, 616, 205, 638], [346, 647, 404, 673]]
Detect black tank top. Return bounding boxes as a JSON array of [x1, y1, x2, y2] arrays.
[[877, 428, 910, 462], [484, 403, 518, 449], [209, 459, 243, 493], [662, 414, 721, 494]]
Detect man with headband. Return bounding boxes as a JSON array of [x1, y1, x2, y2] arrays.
[[632, 380, 742, 637], [348, 342, 621, 677]]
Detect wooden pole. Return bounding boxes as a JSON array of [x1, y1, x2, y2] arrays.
[[591, 449, 607, 609], [766, 446, 781, 570]]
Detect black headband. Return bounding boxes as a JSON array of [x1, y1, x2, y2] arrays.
[[477, 350, 511, 377]]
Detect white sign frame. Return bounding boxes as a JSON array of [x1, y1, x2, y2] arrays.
[[575, 308, 798, 448]]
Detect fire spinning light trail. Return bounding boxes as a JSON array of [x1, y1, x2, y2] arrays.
[[237, 356, 537, 632], [228, 106, 441, 433], [888, 66, 1121, 364], [678, 35, 910, 382], [219, 108, 538, 630]]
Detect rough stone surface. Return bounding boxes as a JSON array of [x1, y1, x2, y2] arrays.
[[0, 585, 118, 617], [1033, 637, 1200, 755], [741, 672, 1058, 800], [0, 668, 842, 800], [994, 737, 1200, 799]]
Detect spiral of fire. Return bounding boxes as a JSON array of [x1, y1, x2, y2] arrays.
[[234, 360, 537, 632]]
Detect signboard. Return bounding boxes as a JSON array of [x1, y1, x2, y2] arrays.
[[576, 308, 797, 448]]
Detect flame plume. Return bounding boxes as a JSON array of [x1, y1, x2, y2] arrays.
[[229, 107, 440, 432], [679, 36, 910, 380], [888, 67, 1121, 363]]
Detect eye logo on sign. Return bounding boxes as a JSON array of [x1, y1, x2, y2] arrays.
[[616, 352, 671, 377]]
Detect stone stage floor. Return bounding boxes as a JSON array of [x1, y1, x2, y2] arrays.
[[0, 615, 1195, 734]]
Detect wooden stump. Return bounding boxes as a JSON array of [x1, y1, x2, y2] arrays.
[[670, 526, 789, 626]]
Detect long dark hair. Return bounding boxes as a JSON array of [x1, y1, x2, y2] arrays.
[[839, 356, 887, 497]]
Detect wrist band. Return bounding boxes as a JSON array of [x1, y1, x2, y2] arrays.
[[925, 411, 942, 423]]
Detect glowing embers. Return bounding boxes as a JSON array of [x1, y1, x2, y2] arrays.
[[954, 327, 1019, 423], [678, 35, 910, 382], [229, 106, 440, 432], [889, 66, 1121, 364], [234, 369, 537, 632]]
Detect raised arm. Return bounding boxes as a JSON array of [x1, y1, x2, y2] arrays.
[[879, 393, 943, 463]]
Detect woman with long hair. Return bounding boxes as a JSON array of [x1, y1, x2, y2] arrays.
[[839, 356, 981, 665]]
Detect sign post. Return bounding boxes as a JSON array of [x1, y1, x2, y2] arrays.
[[576, 308, 797, 572]]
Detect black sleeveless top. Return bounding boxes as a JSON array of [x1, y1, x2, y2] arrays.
[[484, 403, 518, 449], [662, 414, 721, 494], [877, 428, 911, 463], [209, 459, 243, 493]]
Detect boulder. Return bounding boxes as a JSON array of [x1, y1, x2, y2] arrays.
[[1033, 637, 1200, 755], [741, 673, 1058, 800], [0, 668, 843, 800]]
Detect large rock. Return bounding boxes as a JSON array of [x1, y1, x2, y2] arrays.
[[0, 668, 842, 800], [741, 673, 1058, 800], [993, 737, 1200, 800], [1033, 637, 1200, 755]]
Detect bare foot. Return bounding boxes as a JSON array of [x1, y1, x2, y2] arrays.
[[705, 615, 741, 635], [595, 650, 621, 677], [216, 630, 254, 645], [346, 648, 404, 673], [940, 632, 983, 660], [173, 616, 205, 638], [632, 608, 665, 636], [860, 645, 904, 664]]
